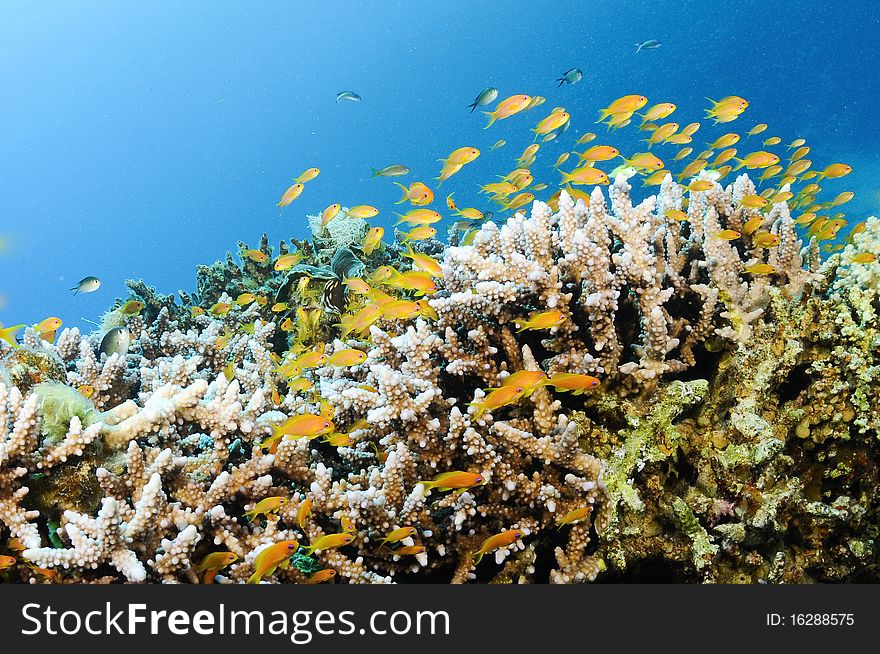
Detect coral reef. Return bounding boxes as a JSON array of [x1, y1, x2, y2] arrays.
[[1, 179, 878, 583]]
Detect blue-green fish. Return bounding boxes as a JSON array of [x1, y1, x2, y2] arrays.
[[71, 276, 101, 295], [635, 39, 661, 53], [556, 68, 582, 86], [100, 326, 130, 357], [370, 164, 411, 178], [336, 91, 362, 103], [467, 87, 498, 113]]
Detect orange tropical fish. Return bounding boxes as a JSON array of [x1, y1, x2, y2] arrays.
[[484, 94, 532, 128], [197, 552, 238, 583], [515, 310, 566, 332], [392, 545, 426, 556], [499, 370, 547, 395], [436, 161, 463, 185], [501, 192, 535, 211], [677, 159, 708, 181], [296, 497, 313, 530], [572, 145, 619, 164], [545, 372, 600, 394], [337, 304, 383, 337], [377, 527, 417, 548], [274, 253, 302, 270], [278, 183, 304, 209], [560, 166, 609, 186], [740, 194, 769, 209], [348, 205, 380, 219], [705, 96, 749, 123], [402, 225, 437, 243], [245, 249, 267, 263], [387, 269, 437, 295], [327, 348, 367, 366], [624, 152, 664, 171], [597, 95, 648, 122], [753, 232, 780, 248], [673, 147, 693, 161], [322, 432, 354, 447], [742, 215, 765, 235], [817, 163, 852, 180], [555, 507, 592, 528], [418, 471, 485, 492], [394, 209, 442, 226], [473, 529, 525, 564], [850, 252, 876, 264], [532, 111, 570, 138], [517, 143, 540, 164], [361, 226, 385, 256], [402, 246, 443, 276], [35, 317, 62, 334], [746, 123, 768, 137], [416, 299, 438, 320], [665, 209, 688, 222], [295, 167, 320, 183], [576, 132, 597, 144], [300, 533, 355, 555], [639, 102, 676, 124], [296, 346, 328, 369], [644, 122, 679, 147], [321, 203, 342, 227], [713, 229, 741, 240], [455, 207, 484, 221], [0, 555, 15, 571], [707, 133, 740, 150], [247, 540, 299, 584], [380, 300, 422, 321], [308, 569, 337, 584], [440, 147, 481, 166], [744, 263, 777, 275], [733, 151, 780, 170], [270, 413, 334, 441], [393, 181, 434, 206], [688, 180, 713, 192], [209, 302, 232, 316], [244, 496, 288, 522], [469, 384, 527, 418]]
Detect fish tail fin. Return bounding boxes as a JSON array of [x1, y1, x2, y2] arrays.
[[369, 167, 382, 179], [732, 158, 746, 171], [556, 77, 565, 87], [482, 111, 497, 129], [595, 109, 610, 123], [635, 43, 642, 53], [559, 171, 573, 186], [467, 101, 478, 113], [246, 573, 260, 584], [705, 96, 718, 107], [393, 181, 410, 203], [473, 551, 484, 564]]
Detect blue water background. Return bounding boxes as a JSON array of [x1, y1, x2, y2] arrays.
[[1, 0, 877, 329]]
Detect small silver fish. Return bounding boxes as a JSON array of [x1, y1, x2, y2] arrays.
[[100, 326, 130, 357], [467, 87, 498, 113], [370, 164, 411, 178], [336, 91, 362, 103], [556, 68, 583, 86], [635, 39, 661, 53], [71, 276, 101, 295]]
